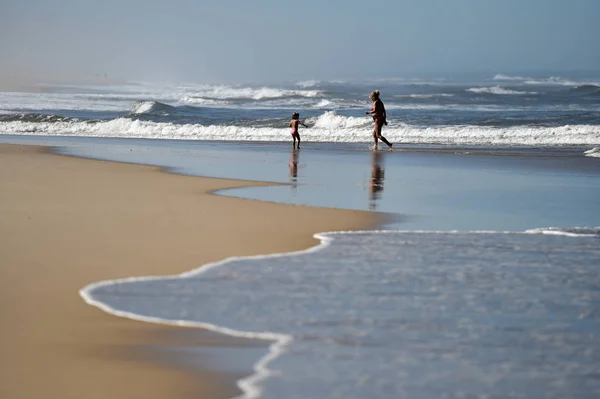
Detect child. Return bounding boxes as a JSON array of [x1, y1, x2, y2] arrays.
[[289, 112, 307, 149]]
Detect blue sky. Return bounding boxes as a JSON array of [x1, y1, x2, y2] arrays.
[[2, 0, 599, 84]]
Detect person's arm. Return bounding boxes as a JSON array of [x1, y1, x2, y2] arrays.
[[300, 121, 308, 127]]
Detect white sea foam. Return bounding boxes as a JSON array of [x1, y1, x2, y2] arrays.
[[584, 147, 600, 157], [307, 111, 371, 129], [2, 117, 599, 145], [467, 86, 536, 95]]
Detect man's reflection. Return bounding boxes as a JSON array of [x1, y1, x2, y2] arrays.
[[369, 150, 385, 210], [289, 148, 299, 190]]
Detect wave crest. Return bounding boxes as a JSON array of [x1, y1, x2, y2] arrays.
[[295, 80, 320, 88], [525, 227, 600, 237], [180, 97, 228, 106], [584, 147, 600, 158], [2, 118, 598, 146], [467, 86, 536, 95], [181, 85, 323, 100], [307, 111, 371, 129], [130, 101, 174, 115], [0, 113, 78, 123], [493, 74, 527, 81]]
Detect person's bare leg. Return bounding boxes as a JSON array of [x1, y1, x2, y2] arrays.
[[378, 134, 393, 149], [297, 134, 301, 149], [372, 127, 379, 150], [375, 124, 392, 149]]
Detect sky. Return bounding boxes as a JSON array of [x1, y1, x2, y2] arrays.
[[1, 0, 599, 85]]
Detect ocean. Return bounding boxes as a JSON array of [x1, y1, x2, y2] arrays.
[[2, 74, 600, 398], [1, 74, 599, 147]]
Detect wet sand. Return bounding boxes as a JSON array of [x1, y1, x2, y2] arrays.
[[0, 144, 379, 399]]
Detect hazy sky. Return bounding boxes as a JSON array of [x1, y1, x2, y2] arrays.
[[1, 0, 599, 84]]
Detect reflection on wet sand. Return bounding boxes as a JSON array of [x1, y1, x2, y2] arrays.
[[369, 150, 385, 210], [289, 149, 299, 190]]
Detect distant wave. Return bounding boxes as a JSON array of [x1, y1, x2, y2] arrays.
[[395, 94, 455, 99], [369, 77, 448, 85], [130, 101, 174, 115], [182, 85, 323, 100], [571, 85, 600, 96], [524, 76, 600, 87], [295, 80, 321, 88], [493, 74, 527, 81], [493, 75, 600, 88], [0, 113, 78, 123], [2, 117, 598, 145], [179, 96, 230, 106], [525, 227, 600, 237], [584, 147, 600, 158], [525, 77, 578, 86], [467, 86, 537, 95], [315, 99, 332, 108]]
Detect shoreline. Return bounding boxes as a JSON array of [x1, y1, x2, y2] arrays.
[[0, 143, 381, 399]]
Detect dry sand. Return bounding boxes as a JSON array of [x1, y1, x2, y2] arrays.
[[0, 144, 379, 399]]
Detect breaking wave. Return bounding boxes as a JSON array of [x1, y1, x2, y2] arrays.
[[467, 86, 536, 95], [0, 113, 79, 123], [524, 76, 600, 87], [2, 116, 598, 146], [570, 85, 600, 96], [493, 74, 527, 81], [525, 227, 600, 237], [307, 111, 371, 129], [396, 94, 455, 99], [584, 147, 600, 158], [295, 80, 321, 88], [180, 96, 230, 106], [130, 101, 174, 115], [492, 74, 600, 88], [181, 85, 323, 100]]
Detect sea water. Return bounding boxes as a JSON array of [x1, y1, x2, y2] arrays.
[[83, 230, 600, 399], [1, 75, 599, 148]]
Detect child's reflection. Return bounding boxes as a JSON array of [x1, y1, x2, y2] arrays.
[[369, 150, 385, 210], [289, 148, 299, 190]]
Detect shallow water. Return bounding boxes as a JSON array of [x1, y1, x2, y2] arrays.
[[86, 230, 600, 399], [1, 135, 598, 231]]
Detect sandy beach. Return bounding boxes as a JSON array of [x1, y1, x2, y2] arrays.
[[0, 144, 379, 399]]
